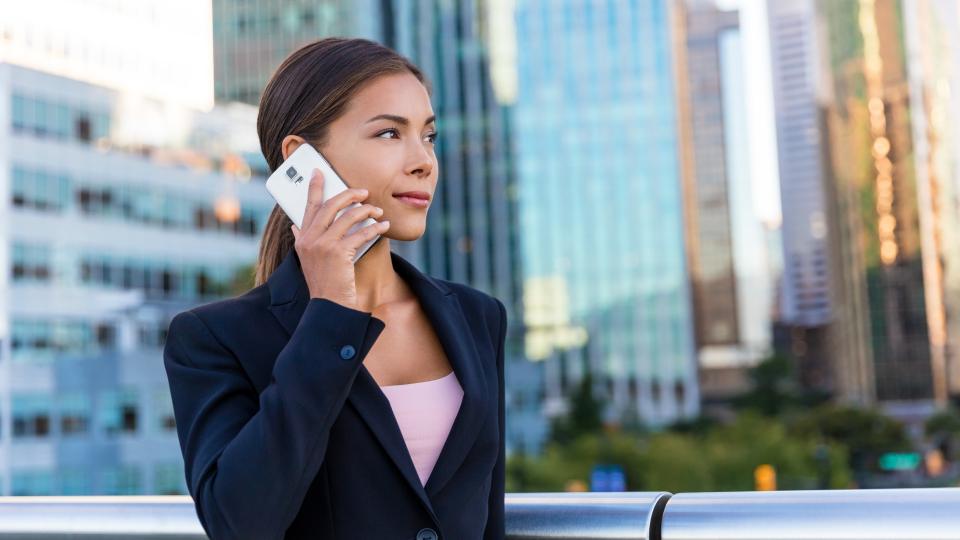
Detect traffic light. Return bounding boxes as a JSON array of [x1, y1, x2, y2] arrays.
[[755, 464, 777, 491]]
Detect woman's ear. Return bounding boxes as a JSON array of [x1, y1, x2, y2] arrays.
[[280, 134, 306, 161]]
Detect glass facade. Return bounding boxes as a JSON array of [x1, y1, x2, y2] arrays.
[[513, 0, 698, 425], [213, 0, 378, 104]]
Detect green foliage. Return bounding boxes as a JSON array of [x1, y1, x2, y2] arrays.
[[732, 354, 800, 416], [549, 373, 604, 445], [507, 413, 851, 493], [705, 413, 850, 491], [925, 407, 960, 438], [788, 405, 910, 472], [640, 433, 712, 492], [508, 354, 918, 493], [925, 407, 960, 461]]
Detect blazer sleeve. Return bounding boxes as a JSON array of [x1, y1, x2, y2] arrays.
[[163, 298, 385, 540], [484, 298, 508, 540]]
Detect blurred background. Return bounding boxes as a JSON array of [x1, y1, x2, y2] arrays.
[[1, 0, 959, 497]]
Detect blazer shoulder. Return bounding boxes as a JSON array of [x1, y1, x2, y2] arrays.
[[437, 279, 507, 342], [167, 283, 271, 347], [440, 279, 503, 313]]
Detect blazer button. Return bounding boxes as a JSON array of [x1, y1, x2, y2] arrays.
[[415, 528, 438, 540], [339, 345, 356, 360]]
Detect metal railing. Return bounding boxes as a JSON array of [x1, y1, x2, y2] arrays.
[[0, 488, 957, 539]]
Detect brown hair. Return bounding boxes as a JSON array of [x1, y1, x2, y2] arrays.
[[253, 37, 429, 286]]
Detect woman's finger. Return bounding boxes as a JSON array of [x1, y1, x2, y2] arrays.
[[314, 188, 370, 230], [301, 169, 324, 231], [327, 203, 384, 239], [342, 220, 391, 250]]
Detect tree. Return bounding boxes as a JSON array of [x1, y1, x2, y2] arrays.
[[790, 405, 910, 474], [925, 407, 960, 461], [731, 354, 800, 416], [549, 372, 603, 445]]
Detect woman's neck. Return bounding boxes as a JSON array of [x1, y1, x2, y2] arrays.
[[353, 237, 405, 312]]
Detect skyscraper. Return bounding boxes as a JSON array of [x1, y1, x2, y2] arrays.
[[769, 0, 960, 406], [767, 0, 875, 404], [212, 0, 381, 105], [901, 0, 960, 403], [681, 1, 778, 408], [513, 0, 700, 427]]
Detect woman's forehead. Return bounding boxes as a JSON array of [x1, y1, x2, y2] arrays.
[[343, 73, 434, 123]]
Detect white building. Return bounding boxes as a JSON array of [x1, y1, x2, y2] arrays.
[[0, 63, 271, 495]]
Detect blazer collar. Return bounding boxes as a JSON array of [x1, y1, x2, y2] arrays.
[[266, 249, 488, 514]]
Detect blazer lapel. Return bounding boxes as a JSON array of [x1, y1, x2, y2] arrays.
[[389, 254, 489, 499], [265, 249, 489, 513]]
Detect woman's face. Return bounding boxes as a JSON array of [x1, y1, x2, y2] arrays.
[[315, 72, 438, 242]]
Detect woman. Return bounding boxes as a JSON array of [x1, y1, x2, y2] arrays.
[[163, 37, 506, 540]]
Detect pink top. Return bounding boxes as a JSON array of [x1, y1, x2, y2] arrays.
[[379, 370, 464, 486]]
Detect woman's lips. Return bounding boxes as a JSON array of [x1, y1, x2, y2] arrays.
[[393, 192, 431, 209]]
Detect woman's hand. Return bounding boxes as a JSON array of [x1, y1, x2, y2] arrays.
[[290, 168, 391, 310]]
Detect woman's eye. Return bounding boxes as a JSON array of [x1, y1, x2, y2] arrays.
[[376, 128, 399, 139], [425, 132, 438, 144]]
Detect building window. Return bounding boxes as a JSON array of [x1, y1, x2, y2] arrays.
[[12, 319, 111, 363], [101, 388, 139, 435], [11, 243, 52, 283], [674, 380, 686, 405], [155, 388, 176, 433], [139, 320, 166, 349], [95, 323, 115, 347], [12, 394, 52, 438], [60, 393, 91, 436], [75, 115, 91, 142], [10, 94, 108, 145], [10, 166, 70, 212], [12, 94, 26, 130]]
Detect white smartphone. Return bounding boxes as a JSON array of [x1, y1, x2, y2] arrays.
[[265, 143, 381, 263]]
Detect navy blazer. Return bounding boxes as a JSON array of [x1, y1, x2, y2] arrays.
[[163, 248, 506, 540]]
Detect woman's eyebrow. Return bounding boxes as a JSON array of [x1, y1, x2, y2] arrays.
[[365, 114, 437, 126]]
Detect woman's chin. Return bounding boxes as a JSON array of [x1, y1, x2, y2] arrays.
[[383, 224, 426, 242]]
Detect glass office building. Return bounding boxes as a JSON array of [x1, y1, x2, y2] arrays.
[[0, 63, 272, 495], [213, 0, 381, 105], [512, 0, 699, 426]]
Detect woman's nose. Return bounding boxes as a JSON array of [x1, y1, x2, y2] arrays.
[[406, 141, 433, 177]]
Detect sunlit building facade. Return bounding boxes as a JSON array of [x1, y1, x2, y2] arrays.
[[0, 63, 272, 495], [769, 0, 960, 406]]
